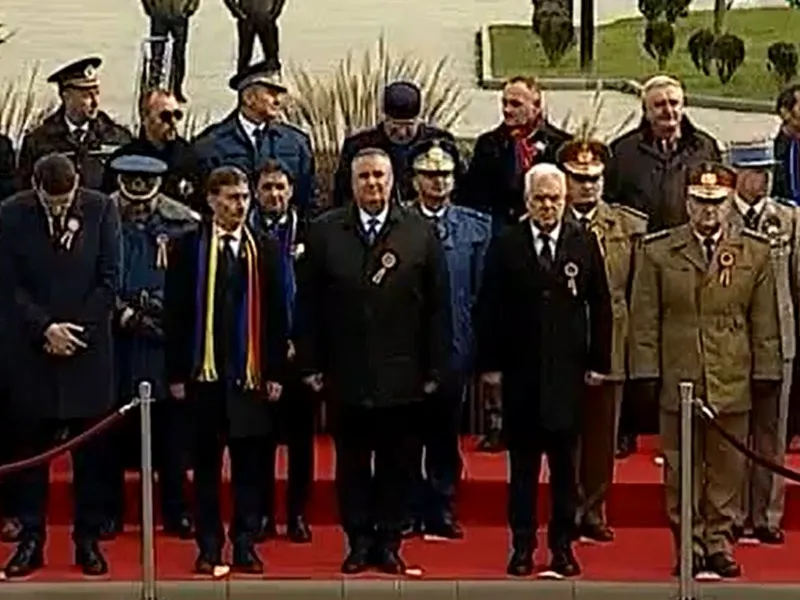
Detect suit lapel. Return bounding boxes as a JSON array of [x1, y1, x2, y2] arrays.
[[671, 225, 708, 273]]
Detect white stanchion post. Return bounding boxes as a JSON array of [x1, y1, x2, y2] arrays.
[[678, 381, 696, 600], [139, 381, 156, 600]]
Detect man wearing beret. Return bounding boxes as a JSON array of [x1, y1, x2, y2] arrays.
[[193, 59, 315, 218], [332, 81, 463, 208], [406, 139, 492, 539], [248, 159, 315, 544], [0, 153, 122, 576], [629, 162, 782, 578], [103, 154, 200, 541], [726, 142, 800, 546], [17, 57, 133, 191], [557, 137, 647, 543]]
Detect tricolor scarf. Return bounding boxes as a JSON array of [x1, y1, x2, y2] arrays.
[[509, 118, 543, 174], [193, 225, 263, 389]]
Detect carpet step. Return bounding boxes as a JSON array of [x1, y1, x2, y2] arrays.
[[26, 436, 800, 528], [2, 525, 800, 583]]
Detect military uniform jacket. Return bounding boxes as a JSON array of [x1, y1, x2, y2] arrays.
[[475, 220, 612, 437], [568, 201, 648, 380], [0, 189, 121, 420], [17, 107, 133, 191], [163, 223, 289, 438], [115, 193, 200, 400], [414, 203, 492, 376], [294, 205, 452, 408], [628, 224, 782, 414], [729, 197, 800, 362], [193, 113, 315, 215]]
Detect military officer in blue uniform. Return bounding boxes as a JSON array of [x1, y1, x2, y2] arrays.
[[406, 139, 492, 538], [192, 59, 315, 217], [249, 159, 315, 543], [106, 154, 200, 539]]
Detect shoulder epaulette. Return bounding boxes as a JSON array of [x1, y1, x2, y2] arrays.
[[277, 120, 311, 140], [772, 196, 798, 209], [611, 203, 648, 221], [642, 230, 669, 244], [741, 228, 771, 243], [456, 205, 492, 223], [157, 195, 201, 222]]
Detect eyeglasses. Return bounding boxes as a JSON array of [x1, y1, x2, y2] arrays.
[[158, 109, 184, 123]]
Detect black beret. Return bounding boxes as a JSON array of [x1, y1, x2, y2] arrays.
[[383, 81, 421, 120]]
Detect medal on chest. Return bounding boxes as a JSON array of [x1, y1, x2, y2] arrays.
[[61, 217, 81, 251], [718, 250, 734, 287], [372, 251, 398, 285], [156, 233, 170, 269], [564, 262, 579, 297]]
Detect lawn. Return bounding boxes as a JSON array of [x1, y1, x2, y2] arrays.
[[488, 7, 800, 101]]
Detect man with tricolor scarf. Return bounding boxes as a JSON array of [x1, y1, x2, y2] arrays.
[[164, 165, 288, 574], [103, 154, 200, 541], [249, 159, 314, 544]]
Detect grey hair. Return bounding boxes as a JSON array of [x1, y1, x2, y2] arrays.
[[524, 162, 565, 197], [641, 75, 683, 98]]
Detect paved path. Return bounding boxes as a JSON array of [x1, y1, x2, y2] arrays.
[[0, 0, 786, 140]]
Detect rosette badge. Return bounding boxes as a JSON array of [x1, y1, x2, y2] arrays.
[[718, 250, 735, 287], [372, 251, 398, 285], [564, 261, 579, 296]]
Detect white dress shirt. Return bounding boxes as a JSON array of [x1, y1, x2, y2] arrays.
[[214, 223, 243, 255], [734, 195, 767, 221], [65, 117, 89, 140], [237, 113, 264, 149], [359, 205, 389, 234], [530, 220, 562, 258], [571, 206, 597, 225], [419, 203, 447, 220], [693, 228, 723, 261]]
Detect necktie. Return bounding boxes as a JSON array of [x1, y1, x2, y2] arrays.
[[220, 234, 236, 276], [253, 127, 265, 149], [703, 237, 715, 264], [744, 207, 759, 230], [580, 216, 591, 231], [538, 232, 554, 270], [365, 217, 380, 245]]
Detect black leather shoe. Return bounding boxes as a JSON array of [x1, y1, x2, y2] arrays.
[[549, 546, 580, 577], [163, 516, 194, 540], [507, 546, 534, 576], [232, 542, 264, 574], [74, 541, 108, 576], [287, 515, 312, 543], [615, 435, 637, 459], [374, 546, 406, 574], [1, 518, 21, 543], [424, 519, 465, 539], [194, 549, 222, 575], [400, 519, 422, 539], [671, 553, 705, 577], [706, 553, 742, 578], [754, 526, 785, 545], [341, 539, 372, 574], [253, 516, 277, 543], [577, 521, 614, 542], [4, 539, 44, 578]]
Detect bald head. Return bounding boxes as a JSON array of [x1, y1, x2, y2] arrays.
[[524, 163, 566, 232]]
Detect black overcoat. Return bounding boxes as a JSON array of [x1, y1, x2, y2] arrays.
[[295, 205, 451, 409], [163, 223, 288, 438], [475, 220, 612, 442], [0, 189, 121, 420]]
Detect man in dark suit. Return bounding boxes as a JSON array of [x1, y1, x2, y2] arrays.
[[17, 57, 133, 191], [476, 162, 612, 578], [296, 147, 451, 574], [164, 165, 288, 574], [0, 153, 121, 576], [249, 159, 314, 543]]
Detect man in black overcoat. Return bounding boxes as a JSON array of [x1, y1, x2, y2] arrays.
[[476, 162, 612, 578], [295, 147, 451, 574], [0, 153, 122, 577], [164, 165, 288, 574]]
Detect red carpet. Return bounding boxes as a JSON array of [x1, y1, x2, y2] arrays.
[[40, 435, 800, 528], [3, 526, 800, 583]]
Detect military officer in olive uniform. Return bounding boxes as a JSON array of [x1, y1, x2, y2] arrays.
[[105, 155, 200, 540], [726, 142, 800, 545], [17, 57, 133, 191], [629, 162, 782, 578], [406, 139, 492, 538], [557, 138, 647, 543]]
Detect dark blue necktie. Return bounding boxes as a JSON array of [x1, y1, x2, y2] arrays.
[[365, 217, 380, 244]]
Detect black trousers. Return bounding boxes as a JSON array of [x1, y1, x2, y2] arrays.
[[334, 403, 418, 549], [15, 418, 109, 543], [409, 382, 464, 524], [149, 14, 189, 96], [507, 429, 577, 550], [262, 377, 316, 519], [193, 384, 270, 552], [0, 382, 18, 519], [236, 17, 279, 72], [107, 397, 192, 525]]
